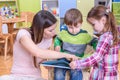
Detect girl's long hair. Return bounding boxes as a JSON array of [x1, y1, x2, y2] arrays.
[[87, 5, 119, 46]]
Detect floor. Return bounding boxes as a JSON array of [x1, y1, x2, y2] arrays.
[[0, 55, 12, 76], [0, 54, 90, 80], [0, 53, 120, 80], [0, 54, 48, 80]]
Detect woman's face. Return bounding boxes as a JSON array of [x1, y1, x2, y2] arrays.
[[43, 23, 57, 39], [88, 17, 105, 33]]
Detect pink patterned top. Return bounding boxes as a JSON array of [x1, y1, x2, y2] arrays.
[[11, 29, 52, 78], [75, 32, 119, 80]]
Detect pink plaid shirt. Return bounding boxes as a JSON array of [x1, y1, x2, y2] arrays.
[[75, 32, 119, 80]]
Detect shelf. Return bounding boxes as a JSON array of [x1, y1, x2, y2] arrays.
[[112, 2, 120, 3], [42, 0, 57, 2], [0, 0, 16, 2], [0, 0, 19, 18], [42, 0, 59, 17]]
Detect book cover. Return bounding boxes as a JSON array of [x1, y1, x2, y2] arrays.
[[40, 58, 71, 69]]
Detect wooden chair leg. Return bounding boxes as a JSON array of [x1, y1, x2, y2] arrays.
[[4, 38, 8, 60], [9, 35, 13, 54], [48, 68, 54, 80]]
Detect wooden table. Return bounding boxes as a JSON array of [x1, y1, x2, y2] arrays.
[[2, 17, 26, 33], [1, 17, 27, 55]]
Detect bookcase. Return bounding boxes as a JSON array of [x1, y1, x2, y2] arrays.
[[0, 0, 19, 33], [41, 0, 103, 34], [41, 0, 59, 17], [41, 0, 59, 33], [0, 0, 19, 18]]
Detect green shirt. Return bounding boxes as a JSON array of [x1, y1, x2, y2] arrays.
[[54, 29, 97, 57]]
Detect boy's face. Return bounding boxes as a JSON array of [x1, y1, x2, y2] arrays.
[[67, 23, 81, 34]]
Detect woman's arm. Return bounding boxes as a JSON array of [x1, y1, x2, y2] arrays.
[[19, 35, 77, 60]]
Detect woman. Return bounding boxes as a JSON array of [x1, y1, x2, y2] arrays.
[[0, 10, 78, 80]]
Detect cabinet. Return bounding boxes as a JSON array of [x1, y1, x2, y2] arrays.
[[41, 0, 59, 17], [0, 0, 19, 18], [41, 0, 76, 33], [41, 0, 59, 33], [41, 0, 114, 35], [40, 0, 99, 35]]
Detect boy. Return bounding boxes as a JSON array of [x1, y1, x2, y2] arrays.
[[54, 8, 97, 80]]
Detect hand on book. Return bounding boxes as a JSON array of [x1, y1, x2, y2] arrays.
[[66, 54, 80, 61], [69, 61, 76, 70]]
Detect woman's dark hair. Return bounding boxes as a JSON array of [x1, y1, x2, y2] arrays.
[[29, 10, 57, 67], [87, 5, 119, 46], [30, 10, 57, 44]]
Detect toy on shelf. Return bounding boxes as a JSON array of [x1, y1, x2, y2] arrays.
[[0, 4, 18, 18], [42, 3, 48, 10], [42, 2, 59, 17]]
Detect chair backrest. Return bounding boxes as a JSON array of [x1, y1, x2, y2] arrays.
[[20, 12, 35, 27]]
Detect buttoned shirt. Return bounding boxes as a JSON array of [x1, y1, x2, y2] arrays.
[[75, 32, 119, 80]]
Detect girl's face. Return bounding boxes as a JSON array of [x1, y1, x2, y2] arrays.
[[67, 23, 81, 34], [88, 17, 106, 33], [43, 23, 57, 39]]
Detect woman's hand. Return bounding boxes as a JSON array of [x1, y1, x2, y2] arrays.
[[69, 61, 76, 69], [54, 46, 61, 52], [66, 54, 79, 61]]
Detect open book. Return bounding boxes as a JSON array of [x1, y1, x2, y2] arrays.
[[40, 58, 71, 69]]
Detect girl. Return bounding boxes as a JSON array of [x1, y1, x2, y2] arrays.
[[70, 5, 119, 80], [0, 10, 78, 80]]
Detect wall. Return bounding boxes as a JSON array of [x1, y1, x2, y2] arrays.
[[18, 0, 41, 13], [16, 0, 41, 28], [77, 0, 94, 35]]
